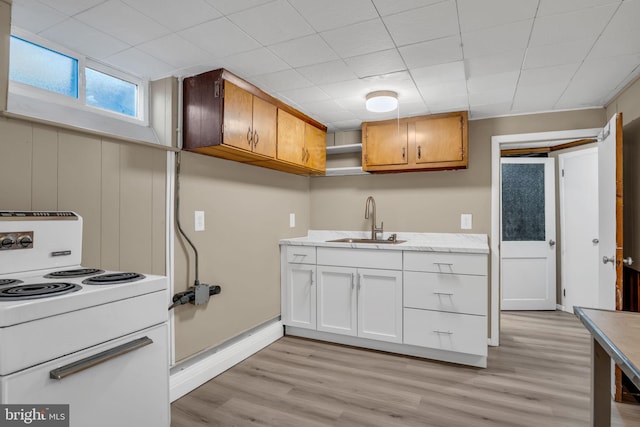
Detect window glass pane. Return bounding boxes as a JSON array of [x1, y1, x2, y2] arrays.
[[9, 36, 78, 98], [501, 163, 546, 241], [86, 68, 137, 117]]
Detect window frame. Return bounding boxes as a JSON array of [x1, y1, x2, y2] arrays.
[[8, 28, 148, 125]]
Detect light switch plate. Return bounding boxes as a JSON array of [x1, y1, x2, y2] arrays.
[[195, 211, 205, 231], [461, 213, 472, 230], [289, 213, 295, 228]]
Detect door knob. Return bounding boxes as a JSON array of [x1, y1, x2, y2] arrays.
[[549, 239, 556, 247], [623, 257, 634, 266], [603, 256, 615, 265], [592, 238, 599, 244]]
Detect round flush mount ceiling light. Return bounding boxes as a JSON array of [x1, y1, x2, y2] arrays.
[[365, 90, 398, 113]]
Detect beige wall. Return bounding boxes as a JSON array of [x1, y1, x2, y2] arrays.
[[173, 152, 310, 361], [0, 116, 167, 273]]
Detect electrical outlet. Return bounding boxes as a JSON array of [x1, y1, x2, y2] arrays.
[[195, 211, 205, 231], [289, 213, 295, 228], [461, 214, 472, 230]]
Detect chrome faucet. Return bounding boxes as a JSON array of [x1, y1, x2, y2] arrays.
[[364, 196, 383, 240]]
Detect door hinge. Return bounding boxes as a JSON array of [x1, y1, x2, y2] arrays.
[[214, 81, 220, 98]]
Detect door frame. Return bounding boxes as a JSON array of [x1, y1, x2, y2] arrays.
[[490, 127, 601, 346]]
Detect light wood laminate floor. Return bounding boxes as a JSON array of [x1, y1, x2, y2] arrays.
[[171, 311, 640, 426]]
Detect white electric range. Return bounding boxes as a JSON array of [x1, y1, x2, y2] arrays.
[[0, 211, 170, 427]]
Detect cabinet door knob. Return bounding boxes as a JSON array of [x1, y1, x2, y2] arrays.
[[417, 145, 421, 160], [402, 147, 406, 160], [253, 130, 259, 148], [247, 127, 252, 146]]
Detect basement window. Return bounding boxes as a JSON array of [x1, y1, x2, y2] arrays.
[[8, 33, 145, 122]]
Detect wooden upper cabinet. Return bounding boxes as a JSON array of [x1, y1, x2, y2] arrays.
[[182, 69, 326, 175], [362, 111, 468, 173], [362, 121, 408, 167], [277, 109, 306, 166], [305, 123, 327, 173]]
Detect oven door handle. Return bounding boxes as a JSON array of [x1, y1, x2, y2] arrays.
[[49, 336, 153, 380]]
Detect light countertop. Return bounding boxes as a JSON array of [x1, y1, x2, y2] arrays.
[[280, 230, 489, 254]]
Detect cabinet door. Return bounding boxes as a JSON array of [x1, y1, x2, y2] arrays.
[[414, 115, 464, 165], [304, 123, 326, 172], [277, 109, 306, 166], [317, 266, 357, 336], [362, 121, 408, 167], [285, 263, 316, 330], [223, 81, 253, 151], [357, 268, 403, 343], [252, 96, 277, 158]]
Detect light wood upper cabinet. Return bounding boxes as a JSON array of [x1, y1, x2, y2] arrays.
[[183, 68, 326, 175], [304, 123, 327, 173], [362, 111, 468, 173], [362, 121, 408, 167]]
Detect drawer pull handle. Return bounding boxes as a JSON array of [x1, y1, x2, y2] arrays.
[[50, 336, 153, 380], [292, 254, 307, 257], [433, 330, 453, 335], [433, 262, 454, 266], [433, 292, 454, 296]]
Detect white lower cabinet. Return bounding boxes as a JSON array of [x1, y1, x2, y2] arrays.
[[317, 266, 402, 343], [285, 263, 316, 329]]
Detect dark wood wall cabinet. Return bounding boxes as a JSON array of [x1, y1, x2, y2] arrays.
[[182, 69, 326, 175], [361, 111, 468, 173]]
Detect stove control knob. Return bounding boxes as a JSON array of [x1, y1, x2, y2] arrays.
[[17, 235, 33, 248], [1, 236, 14, 249]]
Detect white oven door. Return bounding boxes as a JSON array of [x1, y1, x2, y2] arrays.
[[0, 323, 169, 427]]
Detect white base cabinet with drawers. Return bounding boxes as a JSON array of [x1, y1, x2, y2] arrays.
[[281, 244, 488, 368]]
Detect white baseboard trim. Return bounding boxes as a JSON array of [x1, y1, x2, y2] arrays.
[[169, 320, 283, 402], [556, 303, 565, 312]]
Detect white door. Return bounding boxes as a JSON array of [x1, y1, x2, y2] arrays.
[[357, 268, 403, 343], [285, 263, 316, 329], [501, 157, 556, 310], [317, 265, 357, 336], [598, 113, 622, 311], [559, 148, 599, 313]]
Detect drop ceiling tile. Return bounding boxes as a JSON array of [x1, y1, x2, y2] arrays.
[[329, 119, 362, 131], [75, 0, 171, 45], [44, 0, 106, 15], [464, 50, 525, 78], [589, 29, 640, 60], [469, 102, 513, 119], [418, 80, 468, 100], [604, 0, 640, 33], [344, 49, 406, 79], [321, 19, 395, 58], [457, 0, 538, 33], [303, 99, 348, 115], [205, 0, 274, 15], [105, 47, 175, 79], [518, 63, 580, 87], [512, 83, 566, 112], [398, 99, 429, 116], [399, 35, 463, 69], [372, 0, 443, 16], [524, 38, 596, 69], [320, 79, 371, 99], [288, 0, 379, 32], [250, 69, 312, 92], [40, 18, 129, 59], [178, 18, 260, 58], [467, 71, 519, 94], [278, 86, 330, 104], [137, 34, 212, 68], [297, 60, 358, 85], [269, 35, 338, 68], [427, 95, 469, 113], [537, 0, 622, 17], [227, 0, 313, 46], [317, 109, 357, 124], [11, 0, 67, 34], [411, 61, 466, 86], [223, 47, 290, 76], [383, 1, 459, 46], [529, 4, 618, 46], [121, 0, 221, 32], [461, 20, 533, 59]]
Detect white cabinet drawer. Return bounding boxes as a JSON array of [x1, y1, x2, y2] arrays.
[[404, 308, 487, 356], [404, 271, 487, 316], [317, 247, 402, 270], [286, 246, 317, 264], [404, 251, 487, 275]]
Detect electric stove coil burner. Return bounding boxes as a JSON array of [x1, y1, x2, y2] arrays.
[[44, 268, 105, 278], [0, 282, 82, 300], [0, 279, 23, 286], [82, 272, 145, 285]]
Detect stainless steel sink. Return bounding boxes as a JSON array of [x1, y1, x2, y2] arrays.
[[327, 237, 406, 244]]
